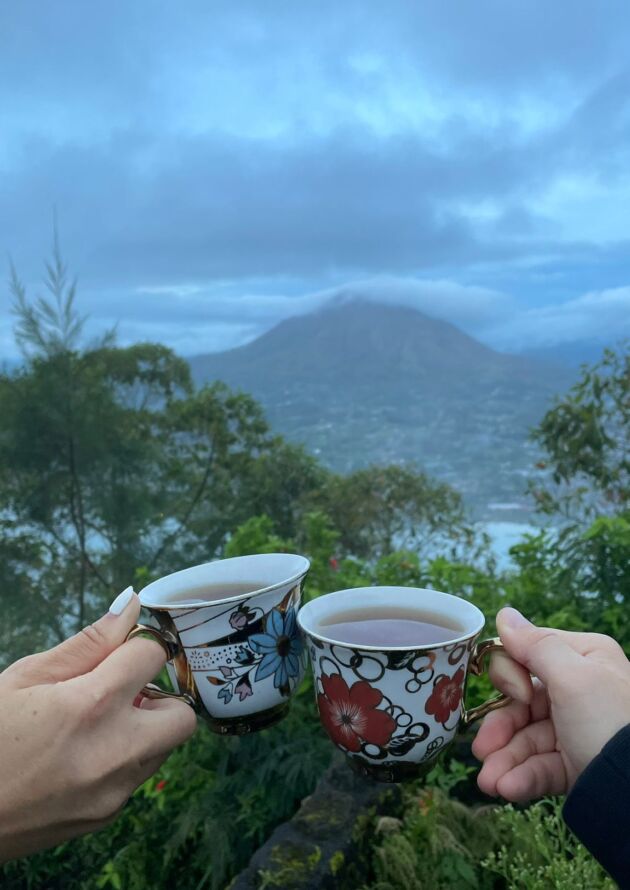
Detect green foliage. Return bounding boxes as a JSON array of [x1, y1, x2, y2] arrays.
[[425, 758, 476, 795], [0, 346, 283, 653], [483, 800, 616, 889], [363, 786, 497, 890], [238, 441, 328, 541], [312, 464, 481, 560], [0, 523, 53, 661], [530, 343, 629, 522], [363, 791, 614, 890], [502, 515, 630, 652], [224, 515, 287, 557], [9, 224, 90, 358]]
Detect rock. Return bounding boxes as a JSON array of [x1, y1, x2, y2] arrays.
[[229, 753, 403, 890]]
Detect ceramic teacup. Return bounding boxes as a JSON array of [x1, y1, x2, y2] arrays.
[[298, 586, 508, 782], [129, 553, 310, 734]]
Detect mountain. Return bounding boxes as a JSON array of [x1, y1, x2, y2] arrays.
[[518, 340, 610, 368], [189, 298, 575, 518]]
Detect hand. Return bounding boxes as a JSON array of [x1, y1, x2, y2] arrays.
[[473, 607, 630, 802], [0, 589, 197, 862]]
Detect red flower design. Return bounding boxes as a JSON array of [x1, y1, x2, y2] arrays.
[[424, 667, 465, 724], [155, 780, 167, 792], [317, 673, 396, 753]]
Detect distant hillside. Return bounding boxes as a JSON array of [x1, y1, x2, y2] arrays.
[[189, 298, 574, 518], [518, 340, 610, 368]]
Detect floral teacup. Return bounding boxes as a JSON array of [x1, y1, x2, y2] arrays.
[[129, 553, 309, 734], [298, 586, 509, 782]]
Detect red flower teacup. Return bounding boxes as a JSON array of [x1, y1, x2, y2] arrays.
[[298, 586, 510, 782]]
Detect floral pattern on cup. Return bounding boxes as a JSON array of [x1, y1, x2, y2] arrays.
[[250, 605, 302, 688], [424, 667, 465, 726], [207, 601, 303, 706], [317, 674, 396, 752], [314, 663, 434, 763]]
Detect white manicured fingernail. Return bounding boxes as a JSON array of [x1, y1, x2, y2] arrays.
[[109, 586, 135, 615]]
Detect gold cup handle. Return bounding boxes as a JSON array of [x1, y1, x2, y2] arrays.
[[127, 624, 197, 708], [460, 637, 511, 728]]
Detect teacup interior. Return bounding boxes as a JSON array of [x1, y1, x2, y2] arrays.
[[298, 586, 485, 650], [140, 553, 310, 609]]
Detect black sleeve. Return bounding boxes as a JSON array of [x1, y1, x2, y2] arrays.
[[563, 723, 630, 889]]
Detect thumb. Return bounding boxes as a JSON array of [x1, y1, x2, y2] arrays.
[[497, 607, 581, 688], [20, 587, 141, 684]]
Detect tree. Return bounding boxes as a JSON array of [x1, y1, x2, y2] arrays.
[[237, 441, 329, 540], [9, 221, 92, 358], [312, 464, 480, 561], [0, 243, 298, 649], [505, 343, 630, 651], [529, 344, 629, 522]]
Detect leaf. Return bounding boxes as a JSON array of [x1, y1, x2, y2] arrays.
[[207, 676, 226, 686], [235, 647, 256, 665]]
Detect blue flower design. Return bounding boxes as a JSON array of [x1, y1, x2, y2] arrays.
[[249, 605, 303, 690], [218, 685, 233, 705], [235, 646, 254, 666]]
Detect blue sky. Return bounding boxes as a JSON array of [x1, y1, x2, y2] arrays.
[[1, 1, 630, 359]]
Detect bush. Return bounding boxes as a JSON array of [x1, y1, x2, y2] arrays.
[[363, 776, 615, 890], [483, 800, 616, 889]]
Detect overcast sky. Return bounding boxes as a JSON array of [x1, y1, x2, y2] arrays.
[[1, 1, 630, 358]]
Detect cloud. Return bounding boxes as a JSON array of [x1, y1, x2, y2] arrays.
[[308, 277, 516, 328], [2, 1, 630, 362], [82, 277, 514, 355], [485, 286, 630, 349], [0, 127, 522, 295], [98, 276, 630, 358]]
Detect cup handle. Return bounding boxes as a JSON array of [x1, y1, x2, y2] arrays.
[[460, 637, 511, 728], [127, 624, 197, 708]]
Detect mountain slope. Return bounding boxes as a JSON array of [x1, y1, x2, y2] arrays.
[[189, 298, 574, 517]]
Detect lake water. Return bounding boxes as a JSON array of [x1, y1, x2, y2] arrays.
[[482, 521, 540, 570]]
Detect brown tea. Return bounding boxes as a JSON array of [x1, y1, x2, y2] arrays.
[[319, 606, 463, 647], [167, 581, 266, 605]]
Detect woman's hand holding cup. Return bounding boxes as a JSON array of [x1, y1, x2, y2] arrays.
[[0, 589, 197, 863], [474, 607, 630, 802]]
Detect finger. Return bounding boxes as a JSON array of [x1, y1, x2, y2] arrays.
[[472, 700, 531, 761], [134, 698, 198, 762], [496, 608, 582, 687], [472, 680, 549, 761], [137, 695, 188, 712], [90, 636, 167, 701], [529, 679, 550, 722], [488, 651, 533, 703], [11, 588, 140, 685], [496, 752, 568, 802], [134, 753, 171, 786], [477, 718, 556, 797]]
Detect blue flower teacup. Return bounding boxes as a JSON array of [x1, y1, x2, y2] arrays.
[[128, 553, 310, 734]]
